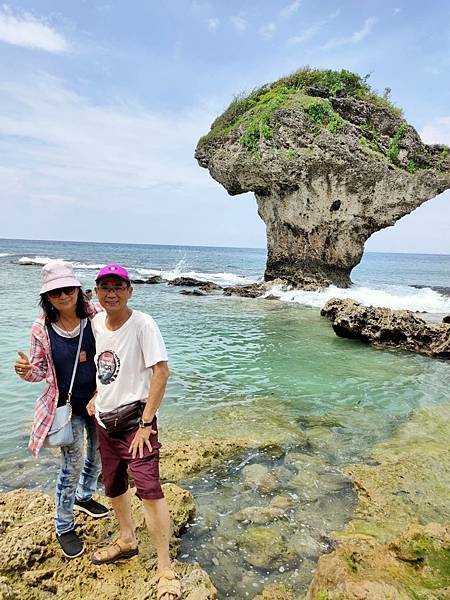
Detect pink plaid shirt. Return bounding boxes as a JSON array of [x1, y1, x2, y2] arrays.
[[26, 302, 102, 457]]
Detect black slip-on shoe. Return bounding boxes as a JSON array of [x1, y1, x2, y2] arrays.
[[57, 529, 85, 559], [74, 498, 110, 518]]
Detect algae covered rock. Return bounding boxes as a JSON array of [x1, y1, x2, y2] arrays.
[[196, 68, 450, 289], [238, 526, 296, 569], [253, 583, 296, 600]]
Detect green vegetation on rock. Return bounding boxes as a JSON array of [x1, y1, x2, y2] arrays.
[[436, 144, 449, 171], [387, 122, 408, 163], [199, 67, 402, 151]]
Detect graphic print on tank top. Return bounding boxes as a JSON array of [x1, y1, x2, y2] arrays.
[[97, 350, 120, 384]]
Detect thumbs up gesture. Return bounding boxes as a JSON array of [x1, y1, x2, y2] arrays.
[[15, 351, 32, 379]]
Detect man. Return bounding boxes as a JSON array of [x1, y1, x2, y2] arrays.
[[88, 264, 180, 600]]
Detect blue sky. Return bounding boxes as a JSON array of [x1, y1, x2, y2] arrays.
[[0, 0, 449, 252]]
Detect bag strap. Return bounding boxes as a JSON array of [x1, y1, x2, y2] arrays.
[[66, 318, 86, 406], [51, 319, 86, 433]]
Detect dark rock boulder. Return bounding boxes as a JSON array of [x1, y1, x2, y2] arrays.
[[321, 298, 450, 358], [180, 289, 206, 296], [223, 283, 266, 298], [131, 275, 164, 284], [169, 277, 205, 287], [196, 68, 450, 289]]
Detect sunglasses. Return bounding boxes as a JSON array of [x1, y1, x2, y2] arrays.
[[96, 284, 129, 293], [47, 286, 78, 299]]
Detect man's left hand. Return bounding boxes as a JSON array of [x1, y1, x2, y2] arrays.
[[129, 426, 156, 459]]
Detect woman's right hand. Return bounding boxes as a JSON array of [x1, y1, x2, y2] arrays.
[[15, 351, 32, 379]]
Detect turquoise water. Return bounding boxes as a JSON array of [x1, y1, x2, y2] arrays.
[[0, 238, 449, 596]]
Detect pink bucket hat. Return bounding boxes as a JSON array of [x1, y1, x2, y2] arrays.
[[40, 260, 81, 294], [95, 264, 130, 283]]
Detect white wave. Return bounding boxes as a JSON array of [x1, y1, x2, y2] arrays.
[[265, 283, 450, 313], [0, 253, 11, 257], [18, 255, 59, 265], [136, 267, 259, 287], [73, 262, 105, 270]]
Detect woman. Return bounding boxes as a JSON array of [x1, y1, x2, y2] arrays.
[[15, 260, 109, 559]]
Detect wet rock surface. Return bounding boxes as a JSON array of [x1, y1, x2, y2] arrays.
[[196, 70, 450, 289], [307, 401, 450, 599], [0, 485, 217, 599], [321, 297, 450, 358]]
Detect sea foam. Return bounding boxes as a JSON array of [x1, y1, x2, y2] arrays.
[[265, 283, 450, 313]]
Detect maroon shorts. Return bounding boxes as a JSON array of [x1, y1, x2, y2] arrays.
[[95, 416, 164, 500]]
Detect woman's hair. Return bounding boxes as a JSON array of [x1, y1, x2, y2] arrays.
[[39, 288, 89, 325]]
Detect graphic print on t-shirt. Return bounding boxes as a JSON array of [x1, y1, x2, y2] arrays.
[[97, 350, 120, 385]]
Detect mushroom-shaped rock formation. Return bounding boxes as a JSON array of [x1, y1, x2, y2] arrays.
[[196, 69, 450, 289]]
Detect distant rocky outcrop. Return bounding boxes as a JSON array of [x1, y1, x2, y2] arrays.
[[196, 68, 450, 289], [321, 298, 450, 358]]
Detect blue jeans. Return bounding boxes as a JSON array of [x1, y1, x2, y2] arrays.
[[55, 414, 101, 535]]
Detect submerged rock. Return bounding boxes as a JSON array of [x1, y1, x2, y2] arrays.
[[321, 298, 450, 358], [0, 486, 217, 599], [196, 68, 450, 289], [238, 527, 296, 569], [241, 463, 279, 493], [253, 583, 296, 600]]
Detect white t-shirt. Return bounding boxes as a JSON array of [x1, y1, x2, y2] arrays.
[[91, 310, 168, 422]]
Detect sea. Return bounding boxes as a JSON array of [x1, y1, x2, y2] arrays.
[[0, 237, 449, 597]]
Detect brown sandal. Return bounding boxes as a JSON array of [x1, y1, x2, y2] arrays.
[[157, 568, 181, 599], [91, 538, 139, 565]]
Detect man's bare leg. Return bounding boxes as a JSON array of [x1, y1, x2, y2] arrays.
[[92, 489, 137, 561], [143, 497, 178, 600], [110, 489, 137, 544], [142, 497, 171, 570]]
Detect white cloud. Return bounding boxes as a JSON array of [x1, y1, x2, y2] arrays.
[[287, 9, 340, 47], [207, 17, 220, 32], [352, 17, 378, 43], [0, 74, 216, 211], [0, 6, 69, 53], [287, 24, 320, 46], [230, 13, 248, 32], [393, 7, 401, 16], [280, 0, 301, 18], [419, 117, 450, 144], [259, 22, 276, 41], [323, 16, 378, 50]]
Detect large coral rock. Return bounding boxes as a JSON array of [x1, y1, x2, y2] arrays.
[[0, 486, 217, 599], [196, 69, 450, 289], [321, 298, 450, 357]]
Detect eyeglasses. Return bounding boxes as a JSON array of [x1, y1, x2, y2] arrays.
[[47, 286, 78, 299], [96, 284, 129, 293]]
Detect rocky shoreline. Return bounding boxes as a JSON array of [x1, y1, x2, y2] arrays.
[[2, 399, 449, 599], [321, 298, 450, 358]]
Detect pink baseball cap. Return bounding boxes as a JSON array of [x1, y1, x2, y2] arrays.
[[40, 260, 81, 294], [95, 263, 130, 283]]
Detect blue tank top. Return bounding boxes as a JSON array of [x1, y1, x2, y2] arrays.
[[48, 320, 97, 417]]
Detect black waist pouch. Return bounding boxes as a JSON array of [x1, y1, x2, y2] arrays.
[[99, 401, 144, 436]]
